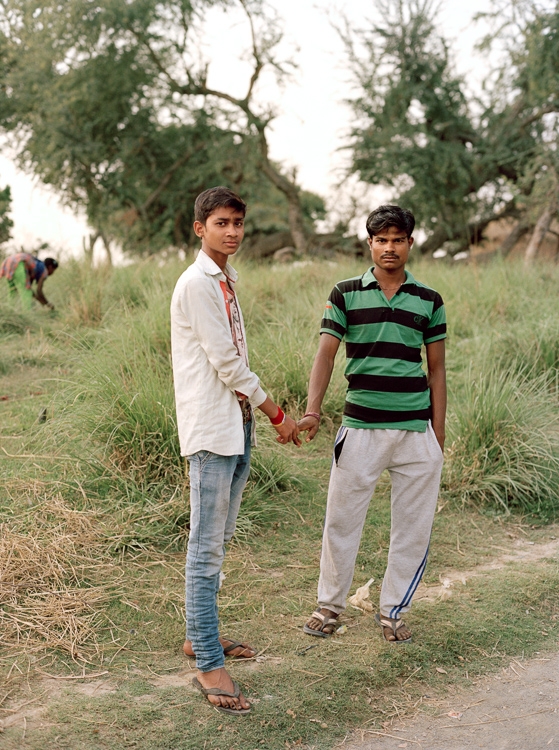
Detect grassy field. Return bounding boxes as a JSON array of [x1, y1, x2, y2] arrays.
[[1, 254, 559, 749]]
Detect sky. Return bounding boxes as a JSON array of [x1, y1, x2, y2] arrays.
[[0, 0, 489, 258]]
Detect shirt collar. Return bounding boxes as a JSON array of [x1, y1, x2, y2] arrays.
[[362, 267, 415, 290], [195, 248, 238, 284]]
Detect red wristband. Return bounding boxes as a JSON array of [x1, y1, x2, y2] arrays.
[[270, 407, 285, 426]]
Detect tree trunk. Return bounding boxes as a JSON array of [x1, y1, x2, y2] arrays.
[[524, 200, 557, 265], [99, 229, 113, 266], [496, 221, 531, 257], [256, 128, 308, 254], [83, 231, 100, 266], [419, 202, 519, 255]]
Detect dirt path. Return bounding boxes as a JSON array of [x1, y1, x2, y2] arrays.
[[337, 535, 559, 749], [1, 529, 558, 748], [339, 651, 559, 750]]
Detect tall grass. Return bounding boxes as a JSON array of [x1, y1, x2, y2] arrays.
[[0, 298, 37, 335], [40, 266, 306, 547], [241, 261, 358, 416], [443, 367, 559, 519], [28, 255, 559, 525]]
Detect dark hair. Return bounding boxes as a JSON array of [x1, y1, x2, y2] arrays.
[[44, 257, 59, 270], [194, 186, 247, 224], [366, 205, 415, 238]]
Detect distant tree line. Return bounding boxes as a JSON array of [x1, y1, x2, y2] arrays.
[[0, 0, 558, 261]]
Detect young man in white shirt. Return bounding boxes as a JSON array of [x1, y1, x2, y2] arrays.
[[170, 186, 300, 715]]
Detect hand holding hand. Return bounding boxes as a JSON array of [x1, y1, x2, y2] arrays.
[[273, 414, 301, 447], [297, 413, 320, 442]]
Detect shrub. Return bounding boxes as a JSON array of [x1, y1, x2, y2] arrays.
[[442, 366, 559, 519]]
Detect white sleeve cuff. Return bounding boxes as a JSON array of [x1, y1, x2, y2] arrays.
[[248, 386, 267, 408]]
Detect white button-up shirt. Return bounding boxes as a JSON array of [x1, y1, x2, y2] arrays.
[[170, 250, 267, 456]]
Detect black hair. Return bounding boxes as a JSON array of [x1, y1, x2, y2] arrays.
[[194, 186, 247, 224], [44, 257, 59, 270], [365, 205, 415, 238]]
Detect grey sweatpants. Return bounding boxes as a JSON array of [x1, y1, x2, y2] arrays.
[[317, 424, 444, 620]]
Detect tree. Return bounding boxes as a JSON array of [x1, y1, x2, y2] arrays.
[[0, 182, 13, 249], [343, 0, 559, 257], [0, 0, 316, 257]]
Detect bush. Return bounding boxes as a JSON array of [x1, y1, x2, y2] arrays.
[[442, 366, 559, 519]]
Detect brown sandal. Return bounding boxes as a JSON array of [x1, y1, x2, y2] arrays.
[[191, 676, 251, 715], [303, 608, 339, 638], [183, 637, 257, 659], [375, 613, 412, 643]]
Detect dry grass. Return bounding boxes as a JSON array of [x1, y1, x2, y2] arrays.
[[0, 480, 190, 668], [0, 487, 117, 661]]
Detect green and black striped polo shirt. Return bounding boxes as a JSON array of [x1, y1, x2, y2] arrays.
[[321, 268, 446, 432]]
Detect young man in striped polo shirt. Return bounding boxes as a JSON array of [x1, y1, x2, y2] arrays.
[[300, 204, 446, 643]]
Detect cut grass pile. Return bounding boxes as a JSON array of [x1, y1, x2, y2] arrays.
[[0, 487, 113, 659], [2, 255, 559, 749]]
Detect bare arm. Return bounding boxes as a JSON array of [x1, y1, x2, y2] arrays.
[[298, 333, 341, 442], [257, 396, 300, 447], [34, 275, 53, 308], [426, 339, 446, 452]]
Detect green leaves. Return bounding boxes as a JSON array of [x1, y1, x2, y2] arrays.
[[0, 182, 13, 247], [344, 0, 559, 256], [0, 0, 314, 256]]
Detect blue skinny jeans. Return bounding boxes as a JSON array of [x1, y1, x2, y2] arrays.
[[185, 420, 251, 672]]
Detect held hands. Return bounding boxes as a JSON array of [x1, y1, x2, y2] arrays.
[[273, 414, 301, 447], [297, 413, 320, 443]]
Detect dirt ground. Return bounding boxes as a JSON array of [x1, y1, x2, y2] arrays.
[[1, 534, 558, 748], [339, 652, 559, 750], [336, 536, 559, 750]]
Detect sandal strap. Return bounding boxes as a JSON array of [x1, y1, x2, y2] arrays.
[[310, 609, 338, 630], [222, 640, 245, 655], [192, 677, 240, 698], [377, 616, 406, 634]]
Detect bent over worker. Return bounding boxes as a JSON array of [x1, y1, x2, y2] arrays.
[[0, 252, 58, 310]]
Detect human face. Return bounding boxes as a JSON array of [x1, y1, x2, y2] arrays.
[[368, 225, 413, 274], [193, 206, 245, 270]]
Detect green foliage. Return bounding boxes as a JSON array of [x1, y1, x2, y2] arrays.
[[52, 284, 179, 488], [344, 0, 559, 253], [0, 0, 322, 255], [0, 298, 34, 334], [443, 368, 559, 519], [346, 0, 477, 240], [0, 182, 13, 247], [3, 255, 559, 750]]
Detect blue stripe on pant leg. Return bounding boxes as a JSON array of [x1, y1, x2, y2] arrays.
[[389, 545, 429, 620]]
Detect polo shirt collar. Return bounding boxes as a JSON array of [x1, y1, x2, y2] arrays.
[[195, 248, 238, 283], [363, 267, 415, 290]]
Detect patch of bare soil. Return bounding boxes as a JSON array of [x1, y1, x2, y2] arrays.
[[414, 536, 559, 603], [339, 533, 559, 750], [338, 653, 559, 750], [1, 533, 557, 747]]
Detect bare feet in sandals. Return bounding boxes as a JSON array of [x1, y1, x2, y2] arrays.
[[303, 608, 339, 637], [183, 637, 257, 659], [192, 667, 251, 714], [375, 613, 412, 643]]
